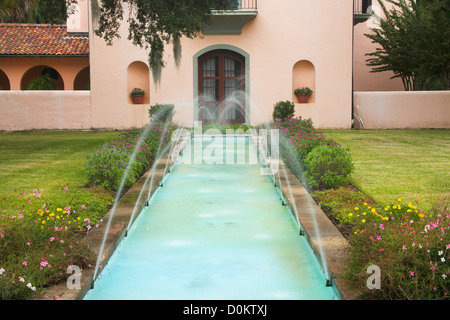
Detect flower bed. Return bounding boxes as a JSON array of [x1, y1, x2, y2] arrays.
[[0, 186, 111, 299], [346, 197, 449, 300]]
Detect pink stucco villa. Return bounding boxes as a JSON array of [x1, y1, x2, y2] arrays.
[[0, 0, 448, 130]]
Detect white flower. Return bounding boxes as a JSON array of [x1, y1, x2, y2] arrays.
[[27, 282, 32, 288], [441, 257, 446, 262], [438, 250, 443, 256], [442, 274, 447, 279], [0, 268, 5, 275], [18, 276, 24, 282]]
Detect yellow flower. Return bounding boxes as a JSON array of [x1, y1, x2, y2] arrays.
[[361, 219, 366, 223], [42, 220, 46, 224], [363, 202, 368, 206], [354, 207, 359, 211], [397, 198, 402, 202], [57, 208, 63, 212], [362, 212, 367, 215], [418, 213, 424, 218], [371, 208, 376, 213], [348, 213, 353, 217]]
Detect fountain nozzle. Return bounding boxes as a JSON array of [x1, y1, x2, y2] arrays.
[[326, 279, 332, 287]]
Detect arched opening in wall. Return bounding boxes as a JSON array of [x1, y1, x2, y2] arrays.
[[0, 69, 10, 90], [292, 60, 315, 103], [21, 66, 64, 90], [74, 66, 90, 90], [127, 61, 150, 104]]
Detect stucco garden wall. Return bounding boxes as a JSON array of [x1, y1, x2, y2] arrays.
[[0, 91, 91, 130], [353, 91, 450, 129]]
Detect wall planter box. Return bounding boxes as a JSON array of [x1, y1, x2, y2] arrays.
[[296, 94, 310, 103], [132, 95, 145, 104]]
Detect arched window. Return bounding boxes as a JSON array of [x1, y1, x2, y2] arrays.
[[292, 60, 315, 103], [127, 61, 150, 104], [0, 69, 10, 90], [21, 65, 64, 90], [74, 66, 90, 90]]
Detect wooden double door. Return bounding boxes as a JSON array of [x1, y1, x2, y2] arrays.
[[198, 50, 245, 124]]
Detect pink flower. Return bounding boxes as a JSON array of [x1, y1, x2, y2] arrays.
[[22, 261, 27, 266], [410, 271, 414, 277], [63, 186, 68, 190], [81, 205, 86, 209], [403, 245, 407, 250]]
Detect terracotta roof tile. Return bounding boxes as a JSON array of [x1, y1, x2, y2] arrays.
[[0, 23, 89, 56]]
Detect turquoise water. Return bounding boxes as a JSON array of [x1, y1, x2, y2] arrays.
[[84, 137, 337, 300]]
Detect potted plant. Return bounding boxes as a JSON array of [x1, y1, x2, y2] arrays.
[[294, 87, 313, 103], [131, 87, 145, 104]]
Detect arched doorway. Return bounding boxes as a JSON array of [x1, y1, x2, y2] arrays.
[[198, 50, 245, 124]]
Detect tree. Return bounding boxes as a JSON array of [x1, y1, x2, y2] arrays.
[[0, 0, 37, 23], [34, 0, 78, 25], [0, 0, 77, 24], [92, 0, 232, 82], [365, 0, 450, 90]]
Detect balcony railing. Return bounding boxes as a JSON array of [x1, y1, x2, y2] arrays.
[[228, 0, 257, 10], [354, 0, 372, 14], [354, 0, 372, 25]]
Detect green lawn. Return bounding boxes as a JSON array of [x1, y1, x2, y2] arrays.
[[0, 130, 121, 218], [321, 129, 450, 211]]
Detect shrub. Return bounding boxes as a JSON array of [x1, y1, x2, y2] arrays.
[[272, 117, 342, 187], [85, 146, 140, 191], [149, 104, 175, 123], [303, 145, 354, 190], [26, 74, 55, 90], [85, 123, 173, 192], [272, 101, 295, 122]]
